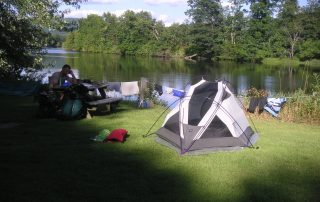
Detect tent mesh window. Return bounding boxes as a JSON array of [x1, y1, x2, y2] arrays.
[[201, 116, 233, 138], [188, 82, 218, 125]]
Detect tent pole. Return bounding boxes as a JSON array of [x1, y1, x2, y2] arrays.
[[142, 98, 182, 138]]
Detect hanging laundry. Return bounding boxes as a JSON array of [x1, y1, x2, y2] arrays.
[[139, 78, 148, 92], [159, 93, 181, 109], [248, 97, 267, 113], [264, 97, 287, 117], [120, 81, 140, 96], [163, 86, 173, 94], [155, 84, 163, 96], [108, 82, 121, 92], [157, 85, 182, 109], [139, 77, 148, 102]]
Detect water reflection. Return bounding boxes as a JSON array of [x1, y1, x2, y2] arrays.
[[42, 49, 316, 95]]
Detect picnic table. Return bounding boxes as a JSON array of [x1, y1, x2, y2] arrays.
[[80, 81, 122, 115], [51, 81, 122, 118]]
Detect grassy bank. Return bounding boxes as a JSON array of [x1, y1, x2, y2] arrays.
[[262, 58, 320, 68], [0, 95, 319, 201]]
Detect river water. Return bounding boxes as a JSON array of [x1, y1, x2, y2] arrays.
[[42, 48, 318, 95]]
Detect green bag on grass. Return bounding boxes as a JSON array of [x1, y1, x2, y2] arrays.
[[91, 129, 110, 142]]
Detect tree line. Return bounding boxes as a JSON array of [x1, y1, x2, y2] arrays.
[[1, 0, 319, 79], [63, 0, 320, 62]]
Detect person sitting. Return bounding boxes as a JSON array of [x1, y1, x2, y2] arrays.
[[49, 64, 77, 88]]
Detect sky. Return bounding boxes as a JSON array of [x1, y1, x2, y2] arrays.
[[64, 0, 309, 27]]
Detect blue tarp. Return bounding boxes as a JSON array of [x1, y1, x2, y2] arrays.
[[159, 93, 181, 109]]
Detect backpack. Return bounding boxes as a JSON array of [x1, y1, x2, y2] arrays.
[[58, 98, 87, 120]]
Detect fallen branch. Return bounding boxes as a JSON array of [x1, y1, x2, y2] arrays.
[[184, 54, 197, 60]]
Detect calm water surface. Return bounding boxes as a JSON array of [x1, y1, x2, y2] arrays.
[[43, 48, 318, 95]]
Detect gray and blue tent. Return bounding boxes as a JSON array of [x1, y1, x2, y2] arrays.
[[156, 80, 258, 155]]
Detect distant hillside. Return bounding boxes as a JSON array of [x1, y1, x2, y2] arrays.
[[46, 18, 80, 47], [62, 18, 80, 32]]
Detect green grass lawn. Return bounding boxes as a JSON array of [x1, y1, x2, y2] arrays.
[[0, 95, 319, 201]]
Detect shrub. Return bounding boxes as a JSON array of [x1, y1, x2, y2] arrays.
[[246, 87, 268, 98], [281, 89, 320, 124]]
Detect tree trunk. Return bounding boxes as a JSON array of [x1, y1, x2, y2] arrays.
[[288, 32, 300, 59], [231, 32, 236, 44]]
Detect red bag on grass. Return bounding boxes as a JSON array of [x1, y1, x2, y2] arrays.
[[104, 129, 128, 142]]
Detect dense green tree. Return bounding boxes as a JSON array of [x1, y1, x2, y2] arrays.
[[221, 0, 249, 61], [0, 0, 83, 79], [62, 0, 320, 62], [278, 0, 301, 58], [64, 10, 166, 55], [297, 0, 320, 60], [301, 0, 320, 40], [79, 14, 107, 52], [224, 0, 247, 45], [0, 3, 46, 79], [63, 32, 76, 50], [117, 11, 155, 54], [159, 23, 191, 56], [245, 0, 279, 61], [186, 0, 224, 59], [299, 39, 320, 60], [64, 15, 107, 52], [102, 12, 120, 53]]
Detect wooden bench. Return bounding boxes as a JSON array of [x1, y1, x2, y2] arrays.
[[85, 97, 122, 117], [86, 97, 122, 106]]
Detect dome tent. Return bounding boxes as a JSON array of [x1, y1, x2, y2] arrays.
[[155, 79, 258, 155]]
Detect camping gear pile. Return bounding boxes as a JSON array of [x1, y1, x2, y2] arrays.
[[154, 79, 259, 155], [36, 84, 89, 120], [263, 98, 287, 117], [248, 96, 287, 117], [106, 78, 189, 109], [246, 87, 287, 117], [91, 129, 128, 143], [36, 80, 124, 120]]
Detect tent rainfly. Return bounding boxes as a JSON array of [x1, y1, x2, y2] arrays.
[[156, 79, 259, 155]]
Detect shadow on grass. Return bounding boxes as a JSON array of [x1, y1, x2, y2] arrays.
[[0, 96, 200, 201], [240, 163, 320, 202], [0, 95, 319, 201], [0, 123, 193, 201]]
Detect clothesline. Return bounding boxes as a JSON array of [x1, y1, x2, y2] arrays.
[[104, 79, 317, 112], [106, 79, 185, 94], [99, 78, 187, 109]]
